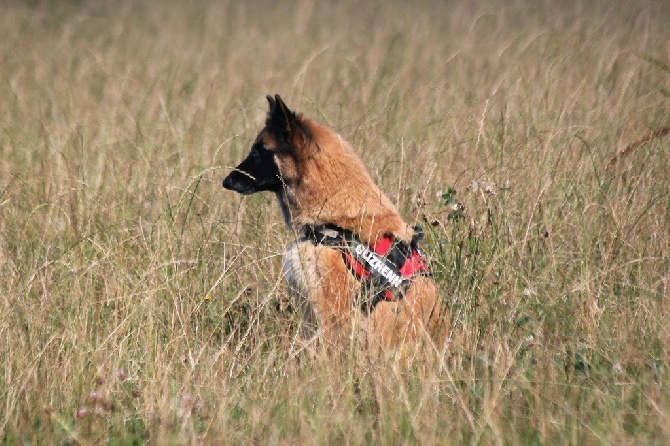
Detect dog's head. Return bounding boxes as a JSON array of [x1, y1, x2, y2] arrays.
[[222, 94, 313, 195]]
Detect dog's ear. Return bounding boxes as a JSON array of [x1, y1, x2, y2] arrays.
[[265, 94, 312, 151], [266, 94, 276, 112], [274, 94, 291, 122], [266, 94, 296, 135], [266, 94, 289, 140]]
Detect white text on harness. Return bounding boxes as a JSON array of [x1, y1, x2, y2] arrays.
[[354, 243, 404, 288]]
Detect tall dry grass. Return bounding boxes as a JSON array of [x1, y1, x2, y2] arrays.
[[1, 0, 669, 443]]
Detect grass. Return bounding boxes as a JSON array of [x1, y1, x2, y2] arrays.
[[1, 0, 669, 443]]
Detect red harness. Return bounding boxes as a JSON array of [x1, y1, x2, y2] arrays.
[[342, 236, 430, 301], [305, 225, 431, 311]]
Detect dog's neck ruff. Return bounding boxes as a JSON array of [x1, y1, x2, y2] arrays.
[[303, 224, 431, 312]]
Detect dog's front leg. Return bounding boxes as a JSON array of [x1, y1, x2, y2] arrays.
[[283, 240, 319, 339], [283, 240, 357, 348]]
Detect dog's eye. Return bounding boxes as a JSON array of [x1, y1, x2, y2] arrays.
[[251, 144, 276, 163], [251, 145, 266, 157]]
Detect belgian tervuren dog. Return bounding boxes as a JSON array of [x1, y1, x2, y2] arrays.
[[223, 95, 447, 348]]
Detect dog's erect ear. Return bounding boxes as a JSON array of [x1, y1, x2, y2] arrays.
[[265, 94, 303, 144], [274, 94, 291, 123], [264, 94, 315, 155], [266, 95, 276, 112]]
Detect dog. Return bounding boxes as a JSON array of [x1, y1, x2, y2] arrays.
[[223, 95, 447, 348]]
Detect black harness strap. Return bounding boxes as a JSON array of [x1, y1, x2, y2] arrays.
[[304, 224, 431, 312]]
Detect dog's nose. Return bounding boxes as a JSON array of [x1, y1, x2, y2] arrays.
[[222, 174, 234, 190]]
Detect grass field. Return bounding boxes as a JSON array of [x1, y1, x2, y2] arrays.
[[1, 0, 669, 443]]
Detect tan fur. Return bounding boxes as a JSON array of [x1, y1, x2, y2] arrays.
[[280, 121, 446, 348], [275, 118, 414, 245], [239, 96, 449, 350], [284, 239, 448, 350]]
